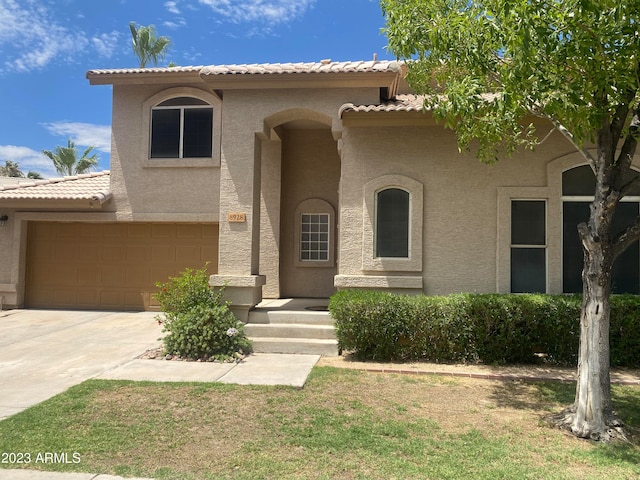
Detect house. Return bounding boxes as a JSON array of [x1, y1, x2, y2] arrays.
[[1, 59, 639, 318]]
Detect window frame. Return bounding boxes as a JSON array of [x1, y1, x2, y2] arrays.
[[150, 100, 214, 159], [375, 187, 411, 258], [510, 199, 548, 293], [293, 199, 336, 268], [141, 87, 222, 168], [362, 174, 423, 272], [561, 164, 640, 294]]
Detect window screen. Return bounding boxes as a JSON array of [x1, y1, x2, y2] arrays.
[[183, 108, 213, 158], [150, 100, 213, 159], [376, 188, 409, 258], [511, 200, 546, 293], [150, 109, 180, 158]]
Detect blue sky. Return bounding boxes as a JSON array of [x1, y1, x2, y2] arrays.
[[0, 0, 394, 178]]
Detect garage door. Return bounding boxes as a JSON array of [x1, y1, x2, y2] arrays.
[[25, 222, 218, 310]]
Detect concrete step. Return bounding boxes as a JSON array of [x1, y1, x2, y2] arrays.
[[248, 309, 333, 326], [250, 337, 339, 356], [245, 323, 336, 340]]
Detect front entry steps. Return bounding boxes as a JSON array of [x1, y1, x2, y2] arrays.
[[245, 298, 339, 356]]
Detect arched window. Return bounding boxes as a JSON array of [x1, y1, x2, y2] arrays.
[[562, 165, 640, 293], [376, 188, 410, 258], [151, 97, 213, 158]]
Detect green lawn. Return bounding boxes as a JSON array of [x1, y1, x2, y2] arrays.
[[0, 367, 638, 480]]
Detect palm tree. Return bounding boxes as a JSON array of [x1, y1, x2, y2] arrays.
[[0, 160, 24, 177], [129, 22, 171, 68], [27, 171, 44, 179], [42, 139, 99, 177]]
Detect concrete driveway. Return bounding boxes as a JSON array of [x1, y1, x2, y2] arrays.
[[0, 309, 162, 420]]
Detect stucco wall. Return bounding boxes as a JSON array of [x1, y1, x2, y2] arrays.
[[216, 87, 381, 279], [110, 84, 221, 222], [278, 127, 340, 298], [338, 117, 577, 295]]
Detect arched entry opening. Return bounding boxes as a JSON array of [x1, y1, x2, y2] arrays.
[[259, 111, 340, 298]]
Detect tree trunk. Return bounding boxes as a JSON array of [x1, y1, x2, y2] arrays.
[[570, 231, 614, 440]]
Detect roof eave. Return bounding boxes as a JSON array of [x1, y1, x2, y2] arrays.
[[86, 69, 205, 86], [0, 197, 112, 210], [199, 71, 400, 91]]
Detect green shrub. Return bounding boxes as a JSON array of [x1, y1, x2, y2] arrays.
[[154, 266, 252, 361], [329, 290, 640, 367]]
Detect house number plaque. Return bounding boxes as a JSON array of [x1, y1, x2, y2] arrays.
[[227, 212, 247, 223]]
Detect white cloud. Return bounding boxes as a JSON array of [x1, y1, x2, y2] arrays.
[[198, 0, 316, 25], [163, 18, 187, 29], [165, 1, 181, 14], [91, 31, 122, 58], [0, 0, 116, 72], [43, 122, 112, 154], [0, 145, 58, 178]]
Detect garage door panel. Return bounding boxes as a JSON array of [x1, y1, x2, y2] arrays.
[[102, 245, 126, 262], [126, 266, 151, 287], [151, 245, 175, 262], [77, 245, 101, 263], [55, 243, 78, 262], [175, 245, 200, 264], [126, 245, 151, 262], [151, 224, 173, 239], [26, 222, 218, 311], [53, 289, 78, 307], [78, 266, 100, 284]]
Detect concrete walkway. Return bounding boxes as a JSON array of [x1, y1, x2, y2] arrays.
[[0, 309, 319, 421]]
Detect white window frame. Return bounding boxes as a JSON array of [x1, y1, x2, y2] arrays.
[[151, 101, 214, 159], [300, 213, 331, 262], [294, 198, 335, 268], [141, 87, 222, 168]]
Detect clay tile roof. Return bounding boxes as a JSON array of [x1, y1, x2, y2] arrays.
[[87, 65, 205, 76], [200, 60, 401, 76], [339, 94, 429, 116], [87, 60, 401, 79], [0, 171, 111, 203]]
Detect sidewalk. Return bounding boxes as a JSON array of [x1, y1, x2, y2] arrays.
[[98, 352, 320, 387]]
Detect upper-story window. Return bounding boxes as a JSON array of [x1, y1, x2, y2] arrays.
[[150, 97, 213, 158]]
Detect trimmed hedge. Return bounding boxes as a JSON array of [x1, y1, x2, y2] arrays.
[[329, 290, 640, 367]]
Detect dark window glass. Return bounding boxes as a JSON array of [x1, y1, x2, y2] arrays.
[[563, 164, 640, 196], [159, 97, 208, 107], [511, 248, 546, 293], [376, 188, 409, 258], [150, 109, 180, 158], [183, 108, 213, 157], [562, 201, 639, 293], [511, 200, 545, 245], [562, 165, 596, 196], [511, 200, 546, 292]]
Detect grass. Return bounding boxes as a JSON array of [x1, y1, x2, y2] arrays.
[[0, 366, 639, 479]]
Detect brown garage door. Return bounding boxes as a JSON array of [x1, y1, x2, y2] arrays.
[[25, 222, 218, 310]]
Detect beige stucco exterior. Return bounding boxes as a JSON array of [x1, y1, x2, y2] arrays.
[[2, 60, 639, 314]]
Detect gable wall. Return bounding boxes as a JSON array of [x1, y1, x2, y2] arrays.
[[110, 84, 221, 221]]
